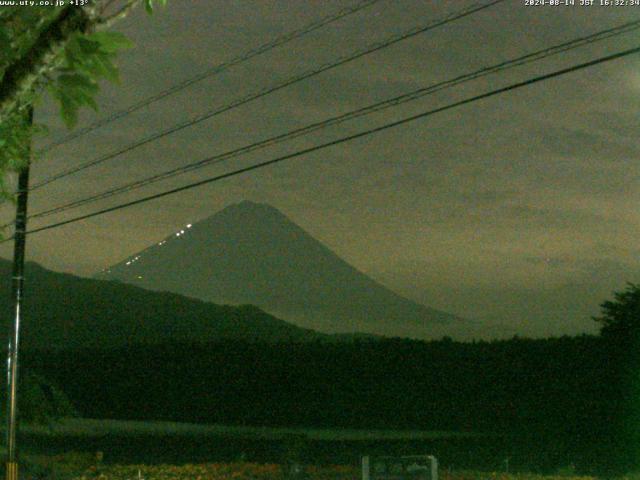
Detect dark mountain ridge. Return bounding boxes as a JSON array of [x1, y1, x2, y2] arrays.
[[0, 259, 327, 349]]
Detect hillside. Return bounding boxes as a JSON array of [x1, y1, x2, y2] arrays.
[[97, 201, 462, 339], [0, 259, 326, 349]]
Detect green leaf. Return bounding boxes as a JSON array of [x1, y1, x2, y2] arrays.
[[59, 93, 79, 128], [58, 73, 98, 95], [76, 36, 101, 55], [64, 35, 84, 68], [77, 52, 115, 81], [88, 31, 133, 53], [52, 73, 101, 124], [144, 0, 153, 14], [94, 54, 120, 83]]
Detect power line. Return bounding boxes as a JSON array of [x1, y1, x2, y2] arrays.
[[31, 0, 506, 190], [32, 0, 502, 189], [21, 18, 640, 224], [6, 43, 638, 243], [37, 0, 384, 154]]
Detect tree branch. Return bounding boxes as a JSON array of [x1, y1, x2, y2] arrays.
[[0, 7, 90, 122], [0, 0, 138, 123], [97, 0, 140, 29]]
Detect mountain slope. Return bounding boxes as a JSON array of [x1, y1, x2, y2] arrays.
[[97, 201, 462, 339], [0, 259, 326, 349]]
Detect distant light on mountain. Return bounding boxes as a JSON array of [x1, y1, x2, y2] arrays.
[[96, 201, 464, 339]]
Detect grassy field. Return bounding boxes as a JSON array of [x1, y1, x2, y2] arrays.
[[18, 418, 495, 441], [4, 419, 601, 475]]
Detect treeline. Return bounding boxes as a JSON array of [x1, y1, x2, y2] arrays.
[[19, 333, 640, 472], [20, 335, 623, 432]]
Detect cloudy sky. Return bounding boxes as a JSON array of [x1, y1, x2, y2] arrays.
[[2, 0, 639, 338]]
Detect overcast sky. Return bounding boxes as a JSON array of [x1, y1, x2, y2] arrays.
[[2, 0, 639, 339]]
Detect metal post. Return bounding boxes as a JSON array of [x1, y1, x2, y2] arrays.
[[5, 107, 32, 480], [361, 456, 370, 480]]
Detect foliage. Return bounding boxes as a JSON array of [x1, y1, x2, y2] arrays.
[[593, 282, 640, 341], [22, 337, 612, 463], [21, 332, 632, 473], [20, 372, 78, 424], [144, 0, 168, 15], [48, 30, 132, 127], [0, 108, 32, 199], [592, 283, 640, 471], [0, 1, 167, 199], [0, 371, 77, 425], [0, 7, 63, 77]]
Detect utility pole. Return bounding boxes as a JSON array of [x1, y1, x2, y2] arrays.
[[5, 106, 32, 480]]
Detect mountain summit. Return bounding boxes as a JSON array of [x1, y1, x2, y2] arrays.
[[97, 201, 462, 338]]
